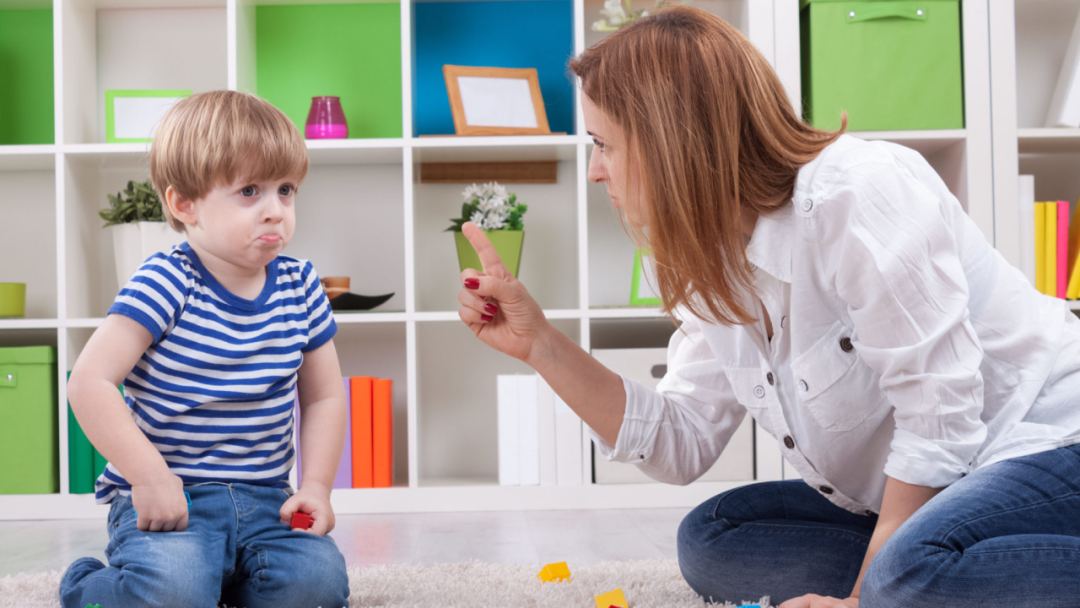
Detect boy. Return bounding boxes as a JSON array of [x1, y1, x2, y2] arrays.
[[60, 91, 350, 608]]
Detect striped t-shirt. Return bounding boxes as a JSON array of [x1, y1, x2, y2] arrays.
[[94, 242, 337, 504]]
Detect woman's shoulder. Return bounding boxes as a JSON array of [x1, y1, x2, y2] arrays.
[[796, 135, 917, 196]]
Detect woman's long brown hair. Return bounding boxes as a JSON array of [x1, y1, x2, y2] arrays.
[[569, 5, 844, 326]]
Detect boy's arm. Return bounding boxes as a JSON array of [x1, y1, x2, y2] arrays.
[[283, 338, 347, 534], [68, 314, 189, 531]]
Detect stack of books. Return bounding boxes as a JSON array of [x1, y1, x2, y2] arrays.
[[294, 376, 395, 489], [66, 372, 113, 494], [496, 374, 584, 486], [1019, 176, 1080, 299]]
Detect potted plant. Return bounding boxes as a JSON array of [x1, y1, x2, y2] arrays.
[[99, 179, 185, 288], [446, 182, 528, 277]]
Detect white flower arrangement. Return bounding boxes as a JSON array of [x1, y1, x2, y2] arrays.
[[446, 182, 528, 232], [591, 0, 668, 31]]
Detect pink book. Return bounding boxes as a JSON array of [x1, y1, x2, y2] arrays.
[[296, 378, 353, 489], [1059, 201, 1070, 299]]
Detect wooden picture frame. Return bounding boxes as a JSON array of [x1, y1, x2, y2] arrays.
[[442, 65, 551, 136], [105, 89, 192, 143]]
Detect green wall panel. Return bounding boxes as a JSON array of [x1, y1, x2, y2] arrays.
[[256, 4, 402, 139], [0, 9, 54, 145]]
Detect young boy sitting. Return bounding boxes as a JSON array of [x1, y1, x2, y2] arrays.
[[61, 90, 350, 608]]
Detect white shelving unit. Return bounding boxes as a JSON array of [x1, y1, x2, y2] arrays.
[[0, 0, 1015, 520]]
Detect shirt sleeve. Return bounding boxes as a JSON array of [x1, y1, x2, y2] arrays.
[[301, 263, 337, 353], [107, 253, 190, 343], [590, 310, 748, 485], [824, 155, 987, 488]]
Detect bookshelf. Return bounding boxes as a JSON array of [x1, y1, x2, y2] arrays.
[[0, 0, 1013, 520]]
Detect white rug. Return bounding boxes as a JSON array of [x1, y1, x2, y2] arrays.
[[0, 559, 772, 608]]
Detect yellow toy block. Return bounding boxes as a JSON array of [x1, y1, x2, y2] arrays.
[[537, 561, 571, 583], [595, 588, 628, 608]]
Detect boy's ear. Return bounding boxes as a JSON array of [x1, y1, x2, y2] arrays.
[[165, 186, 197, 228]]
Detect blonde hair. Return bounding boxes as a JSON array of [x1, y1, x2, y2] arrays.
[[150, 90, 309, 232], [569, 6, 844, 326]]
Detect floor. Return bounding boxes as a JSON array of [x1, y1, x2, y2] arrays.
[[0, 508, 691, 577]]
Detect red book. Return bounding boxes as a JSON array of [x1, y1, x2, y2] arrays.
[[350, 376, 374, 488], [373, 378, 394, 488]]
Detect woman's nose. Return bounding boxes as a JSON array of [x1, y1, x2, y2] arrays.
[[587, 149, 606, 183]]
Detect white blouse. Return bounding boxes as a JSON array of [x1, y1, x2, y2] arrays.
[[592, 134, 1080, 514]]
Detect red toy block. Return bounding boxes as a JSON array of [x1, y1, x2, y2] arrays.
[[291, 512, 314, 530]]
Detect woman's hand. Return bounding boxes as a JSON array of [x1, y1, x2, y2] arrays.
[[130, 472, 189, 532], [281, 481, 335, 536], [779, 595, 859, 608], [457, 222, 553, 365]]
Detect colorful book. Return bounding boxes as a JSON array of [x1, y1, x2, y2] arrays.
[[1068, 198, 1080, 299], [1018, 175, 1035, 286], [373, 378, 394, 488], [497, 375, 521, 486], [1036, 202, 1047, 295], [1058, 201, 1069, 298], [66, 371, 115, 494], [1047, 202, 1058, 297], [351, 376, 374, 488], [295, 378, 353, 488]]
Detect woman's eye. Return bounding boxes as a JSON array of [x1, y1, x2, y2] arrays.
[[279, 185, 293, 196], [240, 186, 257, 197]]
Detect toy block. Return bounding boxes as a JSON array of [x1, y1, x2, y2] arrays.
[[537, 561, 571, 583], [595, 588, 628, 608], [291, 511, 314, 530], [86, 604, 102, 608]]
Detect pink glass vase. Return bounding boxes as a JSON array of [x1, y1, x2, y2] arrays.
[[305, 96, 348, 139]]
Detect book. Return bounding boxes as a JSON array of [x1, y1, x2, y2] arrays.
[[536, 377, 558, 487], [518, 375, 540, 486], [1036, 202, 1047, 294], [554, 393, 583, 485], [1068, 198, 1080, 299], [351, 376, 374, 488], [296, 378, 354, 489], [1059, 201, 1070, 298], [1047, 202, 1058, 297], [1046, 11, 1080, 128], [66, 371, 114, 494], [1018, 175, 1035, 286], [497, 375, 520, 486], [373, 378, 394, 488]]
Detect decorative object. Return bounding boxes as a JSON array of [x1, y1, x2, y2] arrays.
[[305, 96, 349, 139], [329, 292, 395, 312], [591, 0, 668, 31], [0, 283, 26, 318], [630, 248, 661, 306], [321, 276, 351, 299], [104, 90, 192, 143], [442, 65, 551, 136], [100, 179, 185, 288], [447, 182, 527, 277]]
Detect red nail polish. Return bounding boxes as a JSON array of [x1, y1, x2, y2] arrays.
[[484, 303, 498, 314], [464, 278, 480, 289], [481, 313, 493, 322]]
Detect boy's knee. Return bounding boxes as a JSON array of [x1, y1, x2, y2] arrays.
[[273, 541, 350, 606]]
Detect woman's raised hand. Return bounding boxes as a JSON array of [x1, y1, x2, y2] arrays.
[[457, 222, 551, 364]]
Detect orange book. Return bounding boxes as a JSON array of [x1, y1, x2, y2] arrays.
[[373, 378, 394, 488], [350, 376, 374, 488]]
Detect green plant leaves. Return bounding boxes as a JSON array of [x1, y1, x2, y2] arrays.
[[99, 179, 165, 227]]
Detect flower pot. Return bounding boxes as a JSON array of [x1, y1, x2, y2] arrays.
[[109, 222, 186, 288], [0, 283, 26, 318], [455, 230, 524, 278]]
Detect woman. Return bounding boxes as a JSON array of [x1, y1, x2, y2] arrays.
[[456, 7, 1080, 608]]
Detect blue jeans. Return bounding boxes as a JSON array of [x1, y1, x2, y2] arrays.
[[59, 483, 350, 608], [678, 443, 1080, 607]]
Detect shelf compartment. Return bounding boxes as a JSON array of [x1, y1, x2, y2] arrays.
[[0, 5, 54, 145], [412, 0, 575, 137], [1015, 0, 1080, 130], [0, 168, 57, 319], [1019, 151, 1080, 204], [1019, 128, 1080, 154], [416, 318, 579, 488], [246, 2, 402, 140], [414, 159, 579, 313]]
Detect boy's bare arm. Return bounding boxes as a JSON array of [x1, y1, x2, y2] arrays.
[[68, 314, 188, 531]]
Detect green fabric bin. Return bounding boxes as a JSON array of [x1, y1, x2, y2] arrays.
[[800, 0, 964, 131], [0, 346, 58, 494]]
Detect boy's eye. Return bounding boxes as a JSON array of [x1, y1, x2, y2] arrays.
[[278, 185, 294, 197], [240, 186, 257, 197]]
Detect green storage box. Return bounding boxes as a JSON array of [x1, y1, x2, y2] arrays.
[[800, 0, 964, 131], [0, 346, 58, 494]]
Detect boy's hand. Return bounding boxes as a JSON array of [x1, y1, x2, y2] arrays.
[[280, 482, 335, 536], [130, 473, 189, 532]]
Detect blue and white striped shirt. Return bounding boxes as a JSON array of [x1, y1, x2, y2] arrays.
[[95, 242, 337, 504]]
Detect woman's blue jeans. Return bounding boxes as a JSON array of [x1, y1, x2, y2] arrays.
[[677, 443, 1080, 607], [59, 482, 350, 608]]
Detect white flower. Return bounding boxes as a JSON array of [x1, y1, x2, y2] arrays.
[[600, 0, 627, 24], [470, 210, 486, 226], [462, 184, 483, 203]]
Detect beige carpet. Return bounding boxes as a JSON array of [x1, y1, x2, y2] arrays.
[[0, 559, 771, 608]]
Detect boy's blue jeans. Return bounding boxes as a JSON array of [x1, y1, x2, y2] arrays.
[[678, 443, 1080, 607], [59, 482, 350, 608]]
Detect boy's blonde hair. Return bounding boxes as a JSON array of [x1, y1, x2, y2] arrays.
[[150, 90, 309, 232]]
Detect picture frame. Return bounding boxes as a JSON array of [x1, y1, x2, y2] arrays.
[[442, 65, 551, 136], [630, 248, 662, 307], [105, 89, 192, 143]]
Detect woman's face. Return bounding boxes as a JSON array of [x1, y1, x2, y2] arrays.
[[583, 95, 645, 226]]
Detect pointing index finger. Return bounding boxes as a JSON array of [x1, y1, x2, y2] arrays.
[[462, 221, 508, 275]]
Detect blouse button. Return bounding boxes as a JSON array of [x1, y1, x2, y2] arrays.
[[766, 372, 774, 386], [798, 379, 809, 392], [780, 316, 787, 329], [820, 486, 834, 495], [753, 385, 765, 398], [783, 436, 795, 449], [840, 337, 854, 352], [802, 199, 814, 212]]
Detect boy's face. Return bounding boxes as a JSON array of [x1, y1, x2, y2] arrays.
[[176, 176, 299, 271]]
